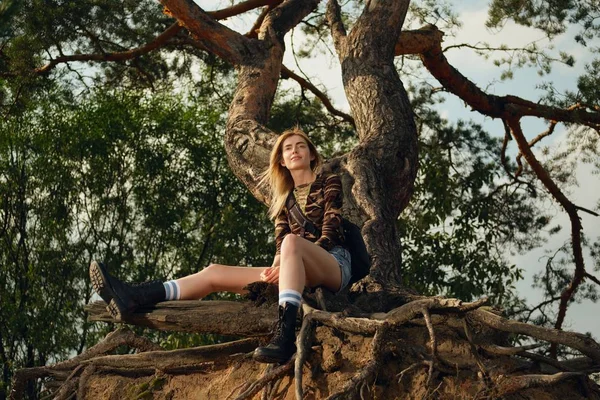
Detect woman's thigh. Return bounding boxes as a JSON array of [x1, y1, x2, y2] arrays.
[[281, 235, 342, 291]]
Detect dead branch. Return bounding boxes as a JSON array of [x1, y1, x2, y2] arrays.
[[422, 307, 437, 357], [385, 297, 489, 326], [397, 360, 434, 384], [470, 308, 600, 363], [280, 64, 355, 127], [75, 365, 97, 400], [520, 351, 576, 372], [85, 300, 277, 336], [494, 372, 584, 396], [310, 309, 384, 335], [80, 338, 260, 370], [463, 318, 489, 381], [506, 118, 587, 348], [9, 327, 160, 400], [480, 343, 543, 356]]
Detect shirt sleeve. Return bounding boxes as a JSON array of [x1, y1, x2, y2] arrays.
[[315, 174, 344, 251], [274, 205, 291, 255]]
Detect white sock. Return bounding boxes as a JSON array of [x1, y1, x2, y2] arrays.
[[278, 289, 301, 307], [163, 280, 180, 300]]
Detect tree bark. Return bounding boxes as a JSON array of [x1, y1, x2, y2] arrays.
[[85, 300, 277, 336], [327, 0, 418, 288]]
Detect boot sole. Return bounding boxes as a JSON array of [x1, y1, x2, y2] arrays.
[[252, 348, 295, 364], [89, 261, 128, 321]]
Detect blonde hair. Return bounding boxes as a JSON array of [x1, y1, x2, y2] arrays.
[[261, 127, 323, 219]]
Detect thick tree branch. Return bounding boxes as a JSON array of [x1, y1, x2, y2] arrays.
[[160, 0, 263, 65], [246, 2, 283, 38], [85, 300, 277, 336], [210, 0, 282, 20], [325, 0, 346, 54], [21, 0, 281, 77], [224, 0, 320, 201], [398, 26, 600, 128], [262, 0, 322, 41]]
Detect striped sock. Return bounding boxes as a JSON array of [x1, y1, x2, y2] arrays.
[[163, 280, 181, 300], [278, 289, 302, 307]]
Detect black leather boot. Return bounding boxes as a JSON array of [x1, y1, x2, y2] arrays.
[[253, 303, 298, 364], [89, 260, 165, 321]]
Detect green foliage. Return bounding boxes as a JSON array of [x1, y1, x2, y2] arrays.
[[1, 0, 598, 397], [0, 86, 274, 398], [399, 85, 546, 303], [487, 0, 600, 42], [487, 0, 600, 107]]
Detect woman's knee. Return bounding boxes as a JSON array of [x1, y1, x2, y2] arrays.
[[201, 263, 223, 289], [281, 234, 302, 256]]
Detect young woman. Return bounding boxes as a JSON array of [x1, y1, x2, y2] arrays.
[[89, 127, 352, 364]]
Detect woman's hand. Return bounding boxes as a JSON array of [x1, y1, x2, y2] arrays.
[[260, 266, 280, 284]]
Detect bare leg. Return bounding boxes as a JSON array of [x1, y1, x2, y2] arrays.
[[278, 234, 342, 293], [176, 264, 268, 300]]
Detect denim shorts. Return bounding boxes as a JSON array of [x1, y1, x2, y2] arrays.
[[329, 246, 352, 293]]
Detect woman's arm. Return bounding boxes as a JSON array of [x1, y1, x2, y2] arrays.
[[315, 174, 344, 251], [274, 206, 291, 256]]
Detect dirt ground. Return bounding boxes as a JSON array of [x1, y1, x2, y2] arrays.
[[81, 325, 599, 400]]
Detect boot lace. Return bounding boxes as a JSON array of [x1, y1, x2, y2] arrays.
[[269, 310, 286, 346]]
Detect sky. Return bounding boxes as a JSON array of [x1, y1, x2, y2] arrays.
[[200, 1, 600, 336]]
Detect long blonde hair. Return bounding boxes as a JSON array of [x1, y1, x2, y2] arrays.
[[261, 128, 323, 219]]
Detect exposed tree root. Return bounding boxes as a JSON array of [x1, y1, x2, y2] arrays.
[[470, 308, 600, 363], [232, 358, 294, 400], [295, 304, 316, 399], [463, 318, 490, 382], [13, 296, 600, 399], [494, 372, 585, 396], [10, 327, 259, 400], [326, 324, 391, 400], [9, 327, 161, 400]]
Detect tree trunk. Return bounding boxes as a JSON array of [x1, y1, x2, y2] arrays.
[[326, 0, 418, 288]]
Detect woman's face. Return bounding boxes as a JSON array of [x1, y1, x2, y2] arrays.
[[280, 134, 314, 171]]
